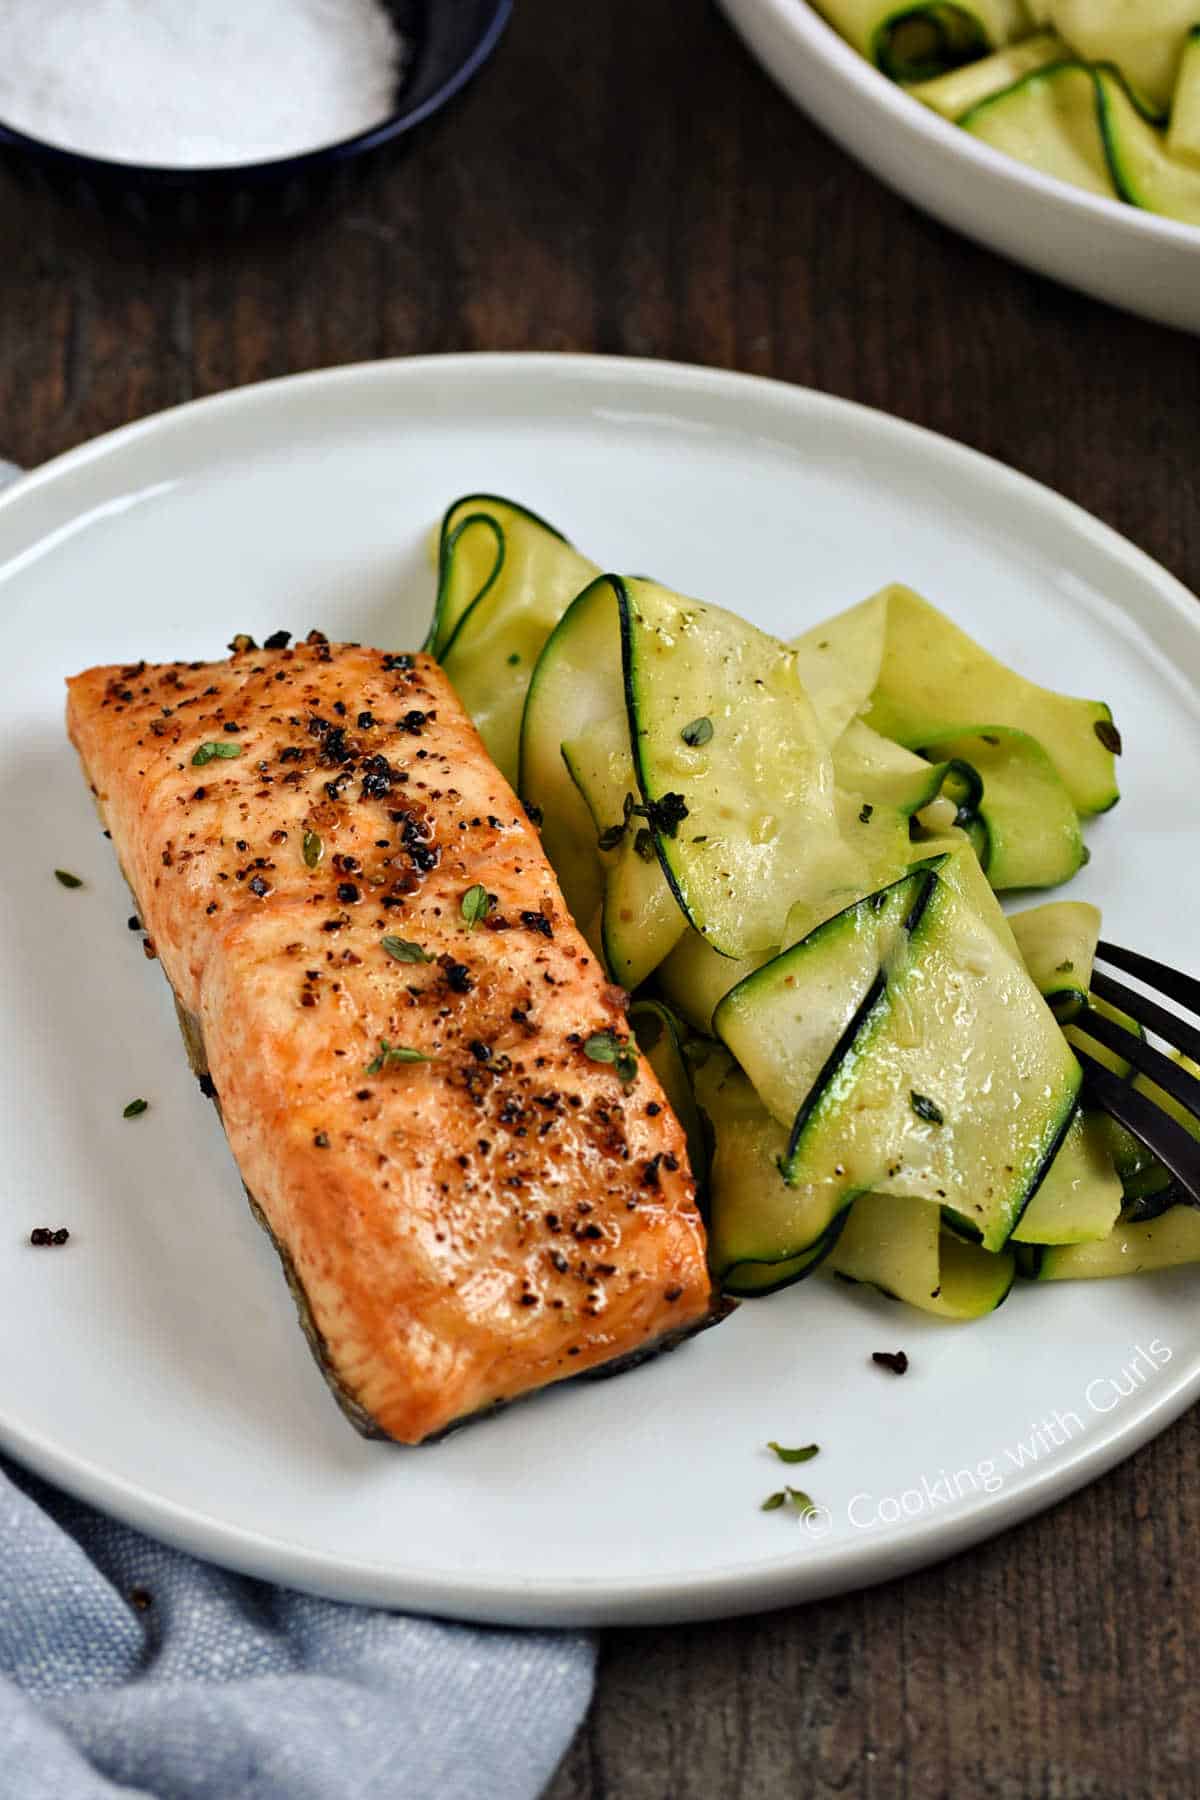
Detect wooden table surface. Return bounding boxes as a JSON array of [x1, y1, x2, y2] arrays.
[[2, 3, 1197, 1795]]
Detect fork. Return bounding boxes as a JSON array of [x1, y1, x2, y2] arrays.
[[1067, 943, 1200, 1206]]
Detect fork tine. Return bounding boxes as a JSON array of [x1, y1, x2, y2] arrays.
[[1073, 1051, 1200, 1202], [1088, 969, 1200, 1066], [1095, 941, 1200, 1019], [1072, 1003, 1200, 1124]]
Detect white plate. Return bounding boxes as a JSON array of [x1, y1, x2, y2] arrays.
[[719, 0, 1200, 334], [1, 354, 1198, 1627]]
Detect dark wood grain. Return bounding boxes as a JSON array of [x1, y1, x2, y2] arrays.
[[1, 3, 1197, 1796], [547, 1413, 1200, 1800]]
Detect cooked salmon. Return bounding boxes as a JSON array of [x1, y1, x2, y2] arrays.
[[66, 635, 721, 1444]]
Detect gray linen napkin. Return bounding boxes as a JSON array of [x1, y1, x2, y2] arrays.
[[0, 459, 594, 1800]]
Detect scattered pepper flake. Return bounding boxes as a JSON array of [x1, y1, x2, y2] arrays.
[[54, 869, 83, 888], [872, 1350, 909, 1376], [909, 1091, 944, 1126], [123, 1098, 149, 1119], [444, 961, 473, 994]]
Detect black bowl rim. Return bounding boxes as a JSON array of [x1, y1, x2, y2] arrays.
[[0, 0, 512, 186]]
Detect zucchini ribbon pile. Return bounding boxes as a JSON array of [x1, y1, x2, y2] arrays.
[[425, 495, 1200, 1319], [815, 1, 1200, 225]]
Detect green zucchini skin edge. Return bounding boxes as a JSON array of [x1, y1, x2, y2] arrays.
[[518, 570, 695, 970], [1015, 1193, 1200, 1281], [424, 493, 573, 661], [834, 1248, 1017, 1314], [722, 1208, 852, 1298], [1094, 70, 1133, 206], [916, 731, 1086, 887], [1048, 987, 1086, 1024], [1093, 58, 1169, 129], [956, 58, 1165, 132], [959, 60, 1171, 217], [781, 866, 939, 1179], [958, 55, 1088, 126], [942, 755, 984, 826], [1094, 62, 1177, 209], [629, 997, 711, 1204], [1091, 706, 1120, 815], [872, 5, 988, 83], [912, 754, 987, 860], [1013, 1242, 1045, 1280], [941, 1205, 983, 1243], [516, 570, 614, 804], [999, 1097, 1081, 1246], [1121, 1185, 1194, 1226], [613, 574, 719, 952], [425, 510, 501, 659]]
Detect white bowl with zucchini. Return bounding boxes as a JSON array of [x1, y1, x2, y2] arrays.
[[719, 0, 1200, 332]]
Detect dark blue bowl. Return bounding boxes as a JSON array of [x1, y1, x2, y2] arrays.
[[0, 0, 511, 229]]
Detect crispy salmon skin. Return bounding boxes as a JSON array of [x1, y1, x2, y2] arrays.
[[65, 637, 719, 1444]]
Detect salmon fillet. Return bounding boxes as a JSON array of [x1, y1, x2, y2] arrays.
[[66, 635, 720, 1444]]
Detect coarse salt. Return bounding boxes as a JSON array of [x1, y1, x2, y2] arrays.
[[0, 0, 407, 168]]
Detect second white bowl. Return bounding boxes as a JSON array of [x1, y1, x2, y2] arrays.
[[720, 0, 1200, 334]]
